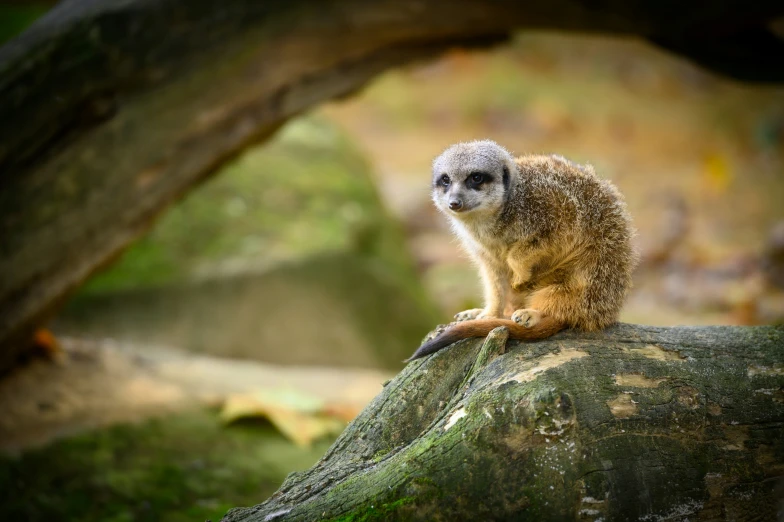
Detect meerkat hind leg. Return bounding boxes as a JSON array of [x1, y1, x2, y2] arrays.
[[523, 281, 587, 330], [511, 308, 542, 328]]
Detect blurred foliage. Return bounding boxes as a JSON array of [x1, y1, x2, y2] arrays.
[[0, 408, 332, 522]]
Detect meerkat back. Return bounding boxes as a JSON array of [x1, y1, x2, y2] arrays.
[[510, 154, 638, 330]]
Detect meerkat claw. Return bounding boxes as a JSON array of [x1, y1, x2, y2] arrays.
[[512, 309, 542, 328]]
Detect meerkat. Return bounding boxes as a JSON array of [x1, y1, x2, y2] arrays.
[[406, 140, 638, 361]]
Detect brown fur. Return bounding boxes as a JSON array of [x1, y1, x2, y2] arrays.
[[406, 141, 638, 362]]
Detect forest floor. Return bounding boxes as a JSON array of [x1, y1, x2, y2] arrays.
[[0, 338, 390, 521]]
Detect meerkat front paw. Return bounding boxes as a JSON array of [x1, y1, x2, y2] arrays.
[[454, 308, 484, 322], [512, 308, 542, 328], [476, 310, 502, 320]]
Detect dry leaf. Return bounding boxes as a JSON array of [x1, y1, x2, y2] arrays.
[[322, 403, 364, 422], [220, 389, 348, 447]]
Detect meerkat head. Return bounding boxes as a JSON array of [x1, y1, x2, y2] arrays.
[[431, 140, 516, 221]]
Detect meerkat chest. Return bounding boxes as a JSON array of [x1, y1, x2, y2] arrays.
[[450, 219, 510, 263]]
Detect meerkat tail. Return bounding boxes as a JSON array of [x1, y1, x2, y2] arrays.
[[405, 316, 565, 362]]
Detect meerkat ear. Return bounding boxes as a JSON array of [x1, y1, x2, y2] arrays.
[[502, 164, 511, 191]]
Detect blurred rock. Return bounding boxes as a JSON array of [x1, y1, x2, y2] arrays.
[[54, 117, 440, 369]]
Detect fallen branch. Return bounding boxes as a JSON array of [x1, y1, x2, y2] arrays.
[[223, 324, 784, 521]]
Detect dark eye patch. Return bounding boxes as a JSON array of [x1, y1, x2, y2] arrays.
[[466, 171, 491, 189], [435, 173, 451, 189]]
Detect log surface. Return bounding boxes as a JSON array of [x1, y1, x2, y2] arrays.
[[224, 324, 784, 521]]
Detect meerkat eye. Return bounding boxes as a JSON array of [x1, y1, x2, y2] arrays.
[[470, 172, 486, 184], [439, 174, 451, 186]]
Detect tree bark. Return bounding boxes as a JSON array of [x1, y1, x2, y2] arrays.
[[1, 1, 783, 370], [223, 324, 784, 522]]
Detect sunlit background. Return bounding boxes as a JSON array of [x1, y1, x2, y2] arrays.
[[1, 6, 783, 522]]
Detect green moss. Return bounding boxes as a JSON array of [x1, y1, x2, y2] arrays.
[[371, 449, 390, 463], [327, 496, 416, 522], [0, 409, 333, 522]]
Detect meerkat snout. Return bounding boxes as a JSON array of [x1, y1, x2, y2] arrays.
[[448, 199, 463, 211]]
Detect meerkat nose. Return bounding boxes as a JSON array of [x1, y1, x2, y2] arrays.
[[449, 199, 463, 211]]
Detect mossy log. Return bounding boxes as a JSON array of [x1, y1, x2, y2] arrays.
[[224, 324, 784, 521], [2, 1, 784, 372]]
